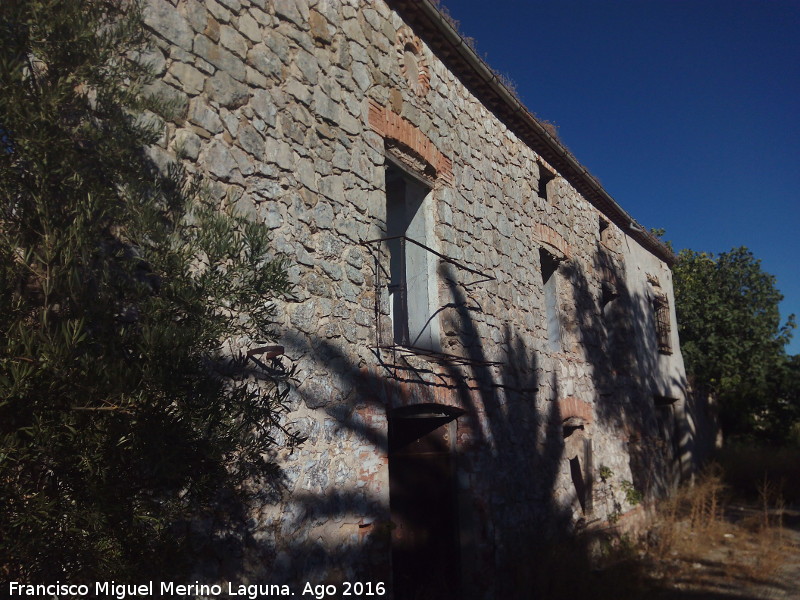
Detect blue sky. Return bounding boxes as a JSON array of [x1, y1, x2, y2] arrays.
[[439, 0, 800, 355]]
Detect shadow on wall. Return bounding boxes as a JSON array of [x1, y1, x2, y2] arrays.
[[565, 246, 692, 501], [188, 240, 714, 600]]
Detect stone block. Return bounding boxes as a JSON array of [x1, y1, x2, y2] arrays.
[[247, 43, 282, 79], [188, 98, 224, 134], [265, 29, 291, 64], [237, 123, 265, 158], [215, 0, 241, 12], [194, 33, 246, 82], [314, 87, 341, 125], [182, 0, 207, 33], [168, 61, 204, 95], [265, 137, 294, 171], [143, 79, 188, 118], [313, 201, 335, 229], [132, 46, 167, 76], [144, 0, 194, 51], [220, 24, 249, 59], [245, 66, 268, 89], [296, 158, 317, 192], [173, 128, 202, 160], [231, 146, 255, 176], [351, 61, 371, 92], [204, 17, 220, 43], [273, 0, 308, 29], [318, 175, 344, 205], [205, 70, 250, 108], [320, 261, 342, 282], [248, 5, 271, 26], [206, 0, 231, 24], [239, 11, 262, 43], [295, 49, 319, 85], [309, 10, 333, 46], [250, 89, 278, 126], [204, 139, 237, 180]]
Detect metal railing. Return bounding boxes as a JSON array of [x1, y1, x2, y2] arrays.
[[361, 235, 500, 366]]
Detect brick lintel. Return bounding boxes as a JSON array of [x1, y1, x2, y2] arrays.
[[368, 99, 454, 185]]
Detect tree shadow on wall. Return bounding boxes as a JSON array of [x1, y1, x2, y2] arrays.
[[190, 241, 726, 600], [563, 245, 691, 502], [186, 262, 568, 598]]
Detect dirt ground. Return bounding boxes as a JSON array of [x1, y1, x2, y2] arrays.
[[652, 506, 800, 599]]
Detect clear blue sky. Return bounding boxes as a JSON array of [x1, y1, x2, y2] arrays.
[[439, 0, 800, 355]]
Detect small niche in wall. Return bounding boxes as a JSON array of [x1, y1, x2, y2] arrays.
[[538, 165, 556, 202], [599, 217, 610, 242], [654, 395, 681, 473], [563, 417, 592, 515]]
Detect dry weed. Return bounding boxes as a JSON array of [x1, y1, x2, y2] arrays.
[[655, 466, 729, 560], [646, 465, 790, 590]]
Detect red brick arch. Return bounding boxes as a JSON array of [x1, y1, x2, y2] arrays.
[[368, 99, 453, 185], [558, 396, 593, 425]]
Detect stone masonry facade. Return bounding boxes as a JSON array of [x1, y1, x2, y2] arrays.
[[141, 0, 698, 598]]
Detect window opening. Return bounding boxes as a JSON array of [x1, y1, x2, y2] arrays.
[[538, 166, 556, 202], [361, 232, 500, 366], [540, 248, 562, 352], [653, 295, 672, 354], [599, 217, 615, 249], [655, 397, 678, 445], [385, 162, 437, 349], [654, 396, 681, 485], [647, 274, 672, 355]]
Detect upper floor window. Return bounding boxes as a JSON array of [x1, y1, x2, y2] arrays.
[[647, 274, 672, 354], [538, 165, 556, 203], [653, 295, 672, 354], [540, 248, 562, 352], [385, 160, 439, 350]]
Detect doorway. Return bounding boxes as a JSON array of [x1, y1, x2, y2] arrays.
[[389, 407, 460, 599]]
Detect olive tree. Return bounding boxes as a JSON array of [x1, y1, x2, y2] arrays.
[[0, 0, 300, 581]]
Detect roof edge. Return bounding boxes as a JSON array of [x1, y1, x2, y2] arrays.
[[386, 0, 676, 266]]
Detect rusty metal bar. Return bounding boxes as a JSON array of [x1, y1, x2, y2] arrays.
[[361, 235, 496, 285], [375, 343, 502, 367], [397, 237, 410, 345], [247, 345, 285, 359]]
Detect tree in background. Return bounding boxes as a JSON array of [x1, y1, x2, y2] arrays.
[[673, 247, 796, 439], [1, 0, 300, 581]]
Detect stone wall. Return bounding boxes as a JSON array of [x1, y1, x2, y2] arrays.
[[141, 0, 691, 597]]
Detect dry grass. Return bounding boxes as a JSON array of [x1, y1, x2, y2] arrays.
[[488, 446, 800, 598], [644, 465, 791, 593], [515, 463, 794, 599], [524, 465, 789, 599]]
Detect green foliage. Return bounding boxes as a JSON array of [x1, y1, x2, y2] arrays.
[[620, 480, 643, 506], [0, 0, 299, 582], [673, 247, 797, 437], [766, 354, 800, 443], [649, 227, 674, 253]]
